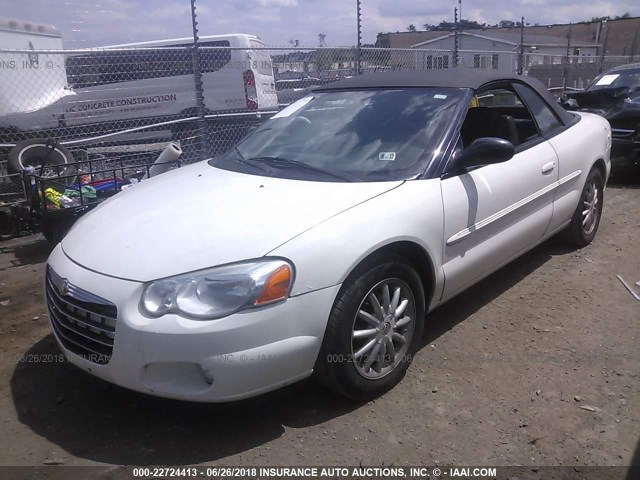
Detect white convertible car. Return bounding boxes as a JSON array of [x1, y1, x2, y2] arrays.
[[45, 71, 611, 401]]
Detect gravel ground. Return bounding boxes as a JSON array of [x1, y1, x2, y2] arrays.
[[0, 182, 638, 476]]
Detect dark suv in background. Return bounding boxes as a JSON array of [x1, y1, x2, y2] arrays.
[[562, 63, 640, 173]]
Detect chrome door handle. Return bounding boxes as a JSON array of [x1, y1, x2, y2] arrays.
[[542, 161, 556, 174]]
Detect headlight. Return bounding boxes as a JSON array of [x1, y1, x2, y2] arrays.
[[140, 259, 294, 320]]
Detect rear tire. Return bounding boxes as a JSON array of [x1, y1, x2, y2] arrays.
[[562, 167, 604, 248], [315, 255, 425, 399], [0, 211, 20, 241]]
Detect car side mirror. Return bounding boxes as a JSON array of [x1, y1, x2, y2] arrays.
[[458, 137, 515, 170]]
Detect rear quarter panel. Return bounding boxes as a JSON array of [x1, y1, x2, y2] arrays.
[[546, 112, 611, 234]]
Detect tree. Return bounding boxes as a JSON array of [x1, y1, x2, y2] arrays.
[[407, 24, 416, 32], [318, 33, 326, 47], [422, 20, 454, 31], [460, 19, 483, 30], [593, 13, 632, 21], [375, 32, 390, 47], [422, 19, 482, 32]]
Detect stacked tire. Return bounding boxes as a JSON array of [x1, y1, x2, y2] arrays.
[[7, 138, 74, 180]]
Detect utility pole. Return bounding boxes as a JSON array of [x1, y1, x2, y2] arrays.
[[599, 20, 608, 73], [562, 22, 572, 99], [629, 28, 638, 62], [356, 0, 362, 75], [518, 16, 525, 75], [189, 0, 207, 160], [458, 0, 463, 51], [453, 7, 459, 68]]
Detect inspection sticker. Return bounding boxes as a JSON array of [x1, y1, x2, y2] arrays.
[[434, 94, 448, 99], [379, 152, 396, 161]]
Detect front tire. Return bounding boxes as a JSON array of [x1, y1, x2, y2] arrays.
[[315, 255, 425, 399], [41, 219, 74, 244], [562, 168, 604, 247]]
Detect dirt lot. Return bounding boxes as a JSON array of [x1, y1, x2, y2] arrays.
[[0, 183, 638, 475]]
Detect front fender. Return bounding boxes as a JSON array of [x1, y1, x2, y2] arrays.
[[268, 179, 445, 307]]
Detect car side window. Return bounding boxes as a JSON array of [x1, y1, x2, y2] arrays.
[[512, 83, 563, 136], [460, 87, 538, 150], [476, 88, 521, 108]]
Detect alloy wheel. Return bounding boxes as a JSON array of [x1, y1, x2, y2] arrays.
[[582, 180, 599, 236], [351, 278, 416, 379]]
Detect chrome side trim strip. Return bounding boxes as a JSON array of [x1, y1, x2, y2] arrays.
[[611, 128, 634, 133], [446, 170, 582, 246]]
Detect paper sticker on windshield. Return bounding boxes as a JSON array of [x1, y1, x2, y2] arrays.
[[272, 96, 314, 118], [434, 94, 448, 99], [595, 74, 619, 86], [379, 152, 396, 161]]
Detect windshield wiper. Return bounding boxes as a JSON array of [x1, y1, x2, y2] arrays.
[[245, 156, 353, 182], [233, 147, 270, 173]]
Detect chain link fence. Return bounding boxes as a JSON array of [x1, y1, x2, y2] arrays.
[[525, 53, 638, 92], [0, 44, 282, 202], [1, 43, 638, 204]]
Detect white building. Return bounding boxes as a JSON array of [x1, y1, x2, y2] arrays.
[[405, 31, 600, 73]]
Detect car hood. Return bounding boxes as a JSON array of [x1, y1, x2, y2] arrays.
[[61, 162, 402, 282], [569, 86, 630, 110]]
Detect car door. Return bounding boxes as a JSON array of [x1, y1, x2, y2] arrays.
[[439, 85, 559, 301], [511, 82, 587, 234]]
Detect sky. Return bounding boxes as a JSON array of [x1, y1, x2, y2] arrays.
[[2, 0, 639, 48]]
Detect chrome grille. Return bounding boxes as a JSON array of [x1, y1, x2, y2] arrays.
[[611, 128, 635, 140], [45, 266, 118, 364]]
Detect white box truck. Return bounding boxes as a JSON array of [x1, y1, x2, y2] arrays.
[[1, 23, 277, 173]]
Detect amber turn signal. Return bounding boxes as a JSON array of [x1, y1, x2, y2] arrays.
[[255, 264, 292, 305]]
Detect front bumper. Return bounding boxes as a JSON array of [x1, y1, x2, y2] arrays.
[[611, 129, 640, 171], [46, 245, 339, 402]]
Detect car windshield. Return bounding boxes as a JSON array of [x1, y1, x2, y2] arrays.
[[211, 88, 465, 182], [587, 68, 640, 91]]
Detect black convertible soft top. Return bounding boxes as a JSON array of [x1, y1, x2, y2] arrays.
[[315, 70, 574, 125]]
